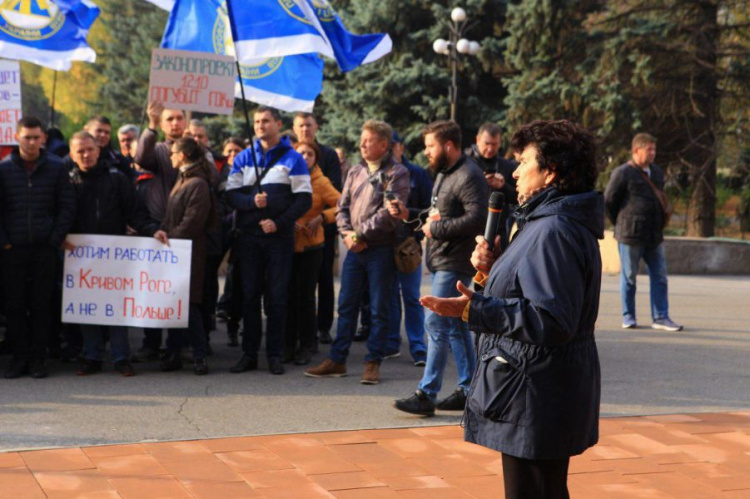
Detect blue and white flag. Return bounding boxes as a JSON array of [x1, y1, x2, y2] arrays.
[[160, 0, 323, 112], [0, 0, 100, 71], [227, 0, 392, 73]]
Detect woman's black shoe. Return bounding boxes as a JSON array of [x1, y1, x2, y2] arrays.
[[160, 354, 183, 372], [194, 359, 209, 375], [318, 330, 333, 344]]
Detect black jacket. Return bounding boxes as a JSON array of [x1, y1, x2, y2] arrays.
[[604, 162, 666, 246], [466, 145, 519, 206], [67, 159, 156, 236], [0, 149, 75, 248], [463, 188, 603, 460], [424, 156, 488, 276]]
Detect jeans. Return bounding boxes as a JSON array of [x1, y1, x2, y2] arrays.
[[286, 248, 324, 355], [81, 325, 130, 362], [418, 271, 476, 400], [387, 263, 426, 361], [329, 246, 396, 364], [2, 246, 57, 362], [618, 242, 669, 321], [238, 234, 294, 360], [166, 303, 208, 360], [316, 226, 337, 334]]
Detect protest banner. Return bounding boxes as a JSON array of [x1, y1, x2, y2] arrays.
[[62, 234, 192, 328], [148, 48, 236, 115], [0, 60, 22, 145]]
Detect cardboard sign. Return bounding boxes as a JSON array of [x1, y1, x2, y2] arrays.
[[62, 235, 192, 328], [148, 48, 236, 115], [0, 60, 22, 145]]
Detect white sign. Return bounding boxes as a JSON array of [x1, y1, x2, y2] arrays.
[[0, 60, 22, 145], [62, 235, 192, 328], [148, 48, 236, 115]]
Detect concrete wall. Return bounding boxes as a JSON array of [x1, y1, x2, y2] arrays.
[[600, 231, 750, 275]]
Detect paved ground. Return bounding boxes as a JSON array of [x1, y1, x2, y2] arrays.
[[1, 412, 749, 498], [0, 274, 749, 452]]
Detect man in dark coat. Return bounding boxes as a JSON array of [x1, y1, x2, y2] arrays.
[[66, 132, 158, 377], [392, 120, 488, 415], [84, 116, 136, 182], [466, 123, 518, 248], [292, 112, 342, 345], [0, 116, 76, 379], [604, 133, 682, 331]]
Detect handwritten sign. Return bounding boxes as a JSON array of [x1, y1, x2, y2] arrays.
[[62, 235, 192, 328], [148, 48, 236, 115], [0, 60, 22, 145]]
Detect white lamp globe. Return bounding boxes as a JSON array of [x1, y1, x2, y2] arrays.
[[469, 41, 480, 55], [433, 38, 449, 55], [456, 38, 471, 54], [451, 7, 467, 23]]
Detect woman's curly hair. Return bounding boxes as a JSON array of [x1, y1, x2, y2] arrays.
[[510, 120, 598, 194]]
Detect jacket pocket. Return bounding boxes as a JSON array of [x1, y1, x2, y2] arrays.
[[467, 347, 527, 425]]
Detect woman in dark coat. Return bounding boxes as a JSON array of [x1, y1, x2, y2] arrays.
[[421, 120, 603, 499], [154, 138, 215, 375]]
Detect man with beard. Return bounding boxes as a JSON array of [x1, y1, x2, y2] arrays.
[[390, 120, 488, 416]]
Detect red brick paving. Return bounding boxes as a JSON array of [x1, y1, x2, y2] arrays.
[[2, 411, 749, 498]]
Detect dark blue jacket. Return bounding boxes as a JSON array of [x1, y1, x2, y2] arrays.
[[225, 136, 312, 238], [463, 188, 604, 460], [0, 149, 75, 248], [401, 158, 432, 242]]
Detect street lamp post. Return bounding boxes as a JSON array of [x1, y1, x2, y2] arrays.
[[433, 7, 480, 121]]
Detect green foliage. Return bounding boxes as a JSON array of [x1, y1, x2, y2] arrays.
[[739, 184, 750, 235], [318, 0, 510, 156], [92, 0, 168, 127]]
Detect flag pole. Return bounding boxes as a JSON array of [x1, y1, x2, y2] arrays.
[[235, 61, 263, 194], [49, 70, 57, 128]]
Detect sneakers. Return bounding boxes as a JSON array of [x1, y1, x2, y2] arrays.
[[652, 318, 683, 332], [383, 351, 401, 360], [621, 315, 637, 329], [304, 358, 347, 378], [230, 354, 258, 373], [394, 390, 435, 416], [76, 360, 103, 376], [294, 349, 312, 366], [360, 361, 380, 385], [4, 359, 29, 379], [436, 388, 467, 411], [413, 359, 426, 367], [114, 360, 136, 377]]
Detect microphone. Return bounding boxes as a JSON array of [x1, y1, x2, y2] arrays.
[[484, 192, 505, 252]]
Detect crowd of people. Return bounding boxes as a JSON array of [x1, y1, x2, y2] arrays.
[[0, 106, 685, 497]]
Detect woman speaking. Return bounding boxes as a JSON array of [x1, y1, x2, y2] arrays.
[[421, 120, 603, 499]]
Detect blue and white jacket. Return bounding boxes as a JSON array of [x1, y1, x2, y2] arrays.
[[226, 136, 312, 238]]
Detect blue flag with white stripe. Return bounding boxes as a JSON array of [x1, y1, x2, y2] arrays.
[[0, 0, 100, 71], [226, 0, 392, 73], [160, 0, 323, 112]]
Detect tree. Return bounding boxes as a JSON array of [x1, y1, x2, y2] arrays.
[[317, 0, 510, 156], [501, 0, 750, 237]]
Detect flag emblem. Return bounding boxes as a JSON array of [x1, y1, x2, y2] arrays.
[[278, 0, 335, 24], [0, 0, 64, 40], [212, 2, 283, 80]]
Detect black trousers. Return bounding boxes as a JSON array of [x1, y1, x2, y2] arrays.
[[285, 248, 324, 356], [502, 454, 570, 499], [316, 226, 336, 334], [201, 253, 223, 336], [2, 246, 57, 362]]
